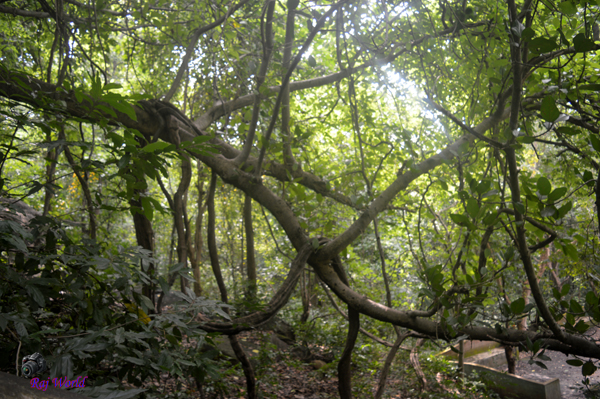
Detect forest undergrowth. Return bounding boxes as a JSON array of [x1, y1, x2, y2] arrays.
[[125, 328, 497, 399]]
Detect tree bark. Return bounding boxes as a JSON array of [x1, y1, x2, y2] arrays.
[[374, 332, 410, 399], [207, 170, 256, 399], [410, 339, 427, 391], [243, 193, 257, 303]]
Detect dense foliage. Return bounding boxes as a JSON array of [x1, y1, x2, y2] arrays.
[[1, 0, 600, 397]]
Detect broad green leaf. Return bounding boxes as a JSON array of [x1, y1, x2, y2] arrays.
[[521, 27, 536, 42], [561, 243, 578, 261], [529, 37, 558, 54], [141, 141, 170, 153], [570, 299, 584, 314], [558, 1, 577, 15], [537, 177, 552, 195], [466, 198, 479, 219], [141, 197, 154, 221], [124, 356, 145, 365], [510, 298, 525, 314], [575, 320, 589, 333], [540, 96, 560, 122], [26, 284, 45, 307], [582, 361, 597, 376], [574, 33, 595, 52], [567, 359, 584, 367], [586, 291, 598, 306], [547, 187, 567, 202], [561, 282, 571, 297], [590, 134, 600, 152], [580, 84, 600, 91], [541, 206, 556, 217]]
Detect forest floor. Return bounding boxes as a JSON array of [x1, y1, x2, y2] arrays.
[[136, 329, 495, 399]]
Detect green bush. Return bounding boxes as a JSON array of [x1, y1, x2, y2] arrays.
[[0, 206, 227, 398]]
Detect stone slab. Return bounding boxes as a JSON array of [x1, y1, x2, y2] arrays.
[[0, 372, 90, 399], [440, 340, 501, 359], [469, 347, 508, 369], [464, 362, 562, 399]]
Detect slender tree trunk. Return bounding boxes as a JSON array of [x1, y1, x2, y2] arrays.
[[300, 270, 310, 323], [374, 333, 410, 399], [129, 193, 156, 310], [187, 165, 205, 296], [42, 131, 61, 216], [243, 193, 257, 303], [410, 339, 428, 391], [505, 346, 516, 374], [59, 127, 97, 239], [174, 156, 192, 293], [207, 171, 256, 399]]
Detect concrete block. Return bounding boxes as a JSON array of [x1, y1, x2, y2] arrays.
[[463, 362, 562, 399], [0, 372, 90, 399], [440, 340, 501, 359], [469, 348, 508, 369]]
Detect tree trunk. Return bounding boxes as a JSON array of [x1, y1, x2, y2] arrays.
[[505, 346, 516, 374], [410, 339, 428, 391], [243, 193, 257, 303], [374, 332, 410, 399], [207, 171, 256, 398], [42, 131, 61, 216], [129, 193, 156, 310]]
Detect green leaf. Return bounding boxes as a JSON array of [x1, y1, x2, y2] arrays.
[[547, 187, 567, 202], [575, 320, 589, 333], [124, 356, 145, 365], [580, 84, 600, 91], [529, 37, 558, 54], [567, 359, 584, 367], [141, 197, 154, 222], [590, 135, 600, 152], [582, 361, 597, 376], [534, 361, 548, 370], [555, 126, 578, 135], [540, 96, 560, 122], [574, 33, 595, 52], [561, 282, 571, 297], [558, 1, 577, 15], [466, 198, 480, 219], [586, 291, 598, 306], [141, 141, 170, 153], [26, 284, 45, 307], [537, 177, 552, 195], [510, 298, 525, 314], [110, 100, 137, 121], [541, 206, 556, 217], [570, 299, 584, 314], [561, 243, 578, 261], [483, 213, 497, 226], [521, 27, 536, 42]]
